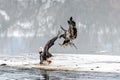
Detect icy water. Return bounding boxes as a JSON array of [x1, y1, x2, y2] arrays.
[[0, 66, 120, 80]]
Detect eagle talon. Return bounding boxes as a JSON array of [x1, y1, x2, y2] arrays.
[[47, 60, 52, 64]]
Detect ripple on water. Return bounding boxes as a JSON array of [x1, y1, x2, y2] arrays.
[[0, 66, 120, 80]]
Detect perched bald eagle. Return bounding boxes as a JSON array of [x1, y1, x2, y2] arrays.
[[39, 31, 60, 64]]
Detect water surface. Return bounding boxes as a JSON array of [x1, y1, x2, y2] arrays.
[[0, 66, 120, 80]]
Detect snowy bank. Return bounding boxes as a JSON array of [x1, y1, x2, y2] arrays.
[[0, 54, 120, 73]]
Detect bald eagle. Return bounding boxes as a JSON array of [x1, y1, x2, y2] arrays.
[[59, 17, 77, 48], [39, 31, 60, 64]]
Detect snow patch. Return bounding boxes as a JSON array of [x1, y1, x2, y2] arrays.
[[7, 30, 24, 37], [56, 0, 65, 3], [98, 29, 104, 35], [7, 29, 35, 37], [43, 0, 51, 9], [7, 21, 35, 37], [17, 21, 33, 29], [1, 54, 120, 73], [0, 10, 10, 21]]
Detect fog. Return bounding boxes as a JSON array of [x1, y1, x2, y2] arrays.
[[0, 0, 120, 55]]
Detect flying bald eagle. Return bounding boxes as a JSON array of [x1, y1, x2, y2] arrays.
[[59, 17, 77, 48]]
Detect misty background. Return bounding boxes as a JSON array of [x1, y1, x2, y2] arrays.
[[0, 0, 120, 55]]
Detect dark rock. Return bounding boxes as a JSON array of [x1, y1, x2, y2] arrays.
[[91, 69, 94, 70], [0, 63, 7, 66], [96, 66, 99, 68]]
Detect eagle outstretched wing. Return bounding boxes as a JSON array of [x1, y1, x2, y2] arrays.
[[68, 17, 77, 39], [60, 25, 66, 31], [44, 31, 60, 53]]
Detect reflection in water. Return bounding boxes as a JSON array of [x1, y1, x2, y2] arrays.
[[0, 66, 120, 80], [41, 70, 49, 80], [42, 72, 49, 80]]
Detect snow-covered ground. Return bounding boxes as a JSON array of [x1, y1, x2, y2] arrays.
[[0, 53, 120, 73]]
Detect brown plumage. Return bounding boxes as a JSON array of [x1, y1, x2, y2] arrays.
[[40, 31, 60, 64], [59, 17, 77, 47]]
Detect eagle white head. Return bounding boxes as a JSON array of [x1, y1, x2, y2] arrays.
[[39, 47, 43, 52]]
